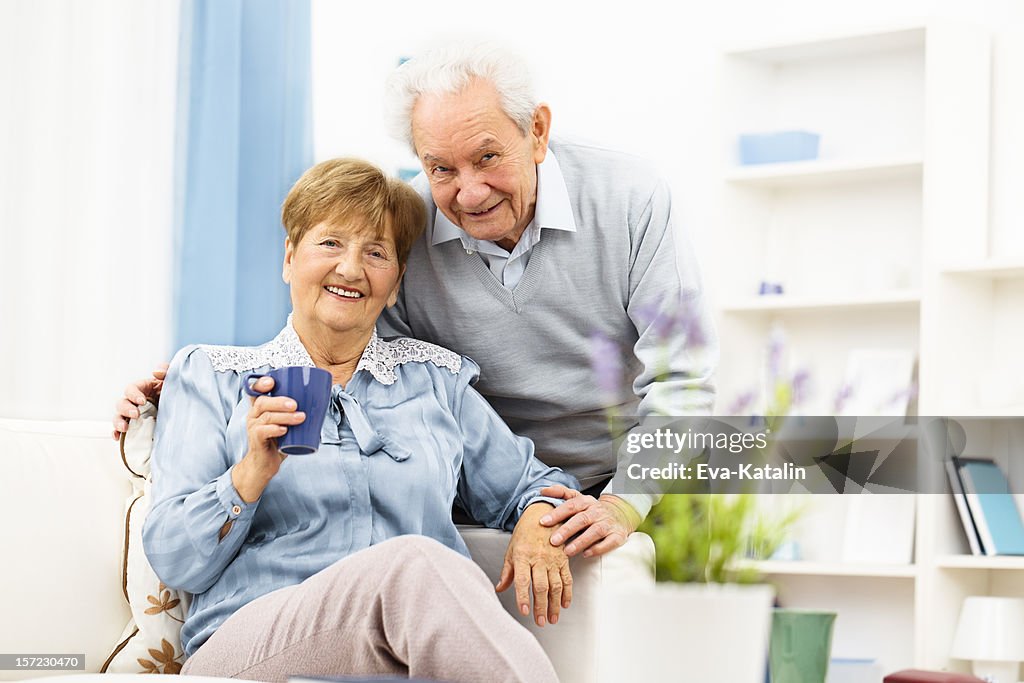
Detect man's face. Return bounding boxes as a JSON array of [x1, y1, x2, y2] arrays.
[[411, 78, 550, 250]]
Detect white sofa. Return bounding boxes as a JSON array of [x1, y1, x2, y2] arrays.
[[0, 417, 655, 683]]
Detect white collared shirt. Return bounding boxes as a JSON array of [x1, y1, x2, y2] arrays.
[[431, 149, 578, 289]]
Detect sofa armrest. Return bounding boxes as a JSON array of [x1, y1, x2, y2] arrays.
[[458, 526, 655, 683], [0, 419, 132, 680]]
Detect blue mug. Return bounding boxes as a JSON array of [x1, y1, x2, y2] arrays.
[[243, 366, 332, 455]]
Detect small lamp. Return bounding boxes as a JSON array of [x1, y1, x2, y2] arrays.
[[951, 596, 1024, 683]]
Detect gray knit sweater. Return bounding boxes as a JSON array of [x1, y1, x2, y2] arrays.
[[379, 139, 717, 513]]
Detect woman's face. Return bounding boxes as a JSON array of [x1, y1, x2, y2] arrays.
[[283, 216, 403, 338]]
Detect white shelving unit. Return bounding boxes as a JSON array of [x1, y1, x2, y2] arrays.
[[710, 21, 1024, 676], [743, 559, 919, 579], [935, 556, 1024, 571], [721, 25, 926, 62], [723, 157, 922, 189], [941, 259, 1024, 280], [721, 290, 921, 314]]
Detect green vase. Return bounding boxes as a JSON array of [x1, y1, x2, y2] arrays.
[[769, 609, 836, 683]]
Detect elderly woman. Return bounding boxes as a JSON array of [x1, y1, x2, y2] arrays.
[[142, 158, 576, 683]]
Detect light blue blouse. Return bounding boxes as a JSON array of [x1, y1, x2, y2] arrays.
[[142, 318, 578, 657]]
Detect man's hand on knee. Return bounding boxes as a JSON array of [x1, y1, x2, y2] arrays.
[[496, 502, 573, 628], [537, 485, 641, 559]]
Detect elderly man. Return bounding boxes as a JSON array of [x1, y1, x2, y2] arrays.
[[114, 43, 716, 562], [379, 43, 716, 557]]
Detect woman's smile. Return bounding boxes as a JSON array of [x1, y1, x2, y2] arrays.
[[324, 284, 365, 300]]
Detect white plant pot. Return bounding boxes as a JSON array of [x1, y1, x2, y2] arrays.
[[597, 582, 775, 683]]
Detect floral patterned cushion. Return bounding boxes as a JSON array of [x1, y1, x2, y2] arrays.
[[101, 401, 190, 674]]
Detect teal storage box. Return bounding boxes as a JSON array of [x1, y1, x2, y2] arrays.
[[739, 131, 820, 165]]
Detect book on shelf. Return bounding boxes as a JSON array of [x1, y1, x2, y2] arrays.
[[955, 457, 1024, 556], [946, 457, 984, 556]]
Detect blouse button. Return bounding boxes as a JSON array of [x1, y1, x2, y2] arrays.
[[231, 505, 242, 515]]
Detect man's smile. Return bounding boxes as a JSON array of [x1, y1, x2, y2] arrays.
[[463, 202, 502, 218]]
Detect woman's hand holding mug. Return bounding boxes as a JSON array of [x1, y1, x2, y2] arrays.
[[233, 366, 333, 503], [231, 376, 307, 503]]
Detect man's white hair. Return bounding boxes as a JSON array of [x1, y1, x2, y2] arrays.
[[384, 42, 538, 153]]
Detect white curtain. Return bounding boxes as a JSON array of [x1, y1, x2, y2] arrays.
[[0, 0, 180, 420]]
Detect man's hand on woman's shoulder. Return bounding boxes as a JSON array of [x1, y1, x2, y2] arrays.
[[538, 485, 641, 559], [112, 363, 169, 440]]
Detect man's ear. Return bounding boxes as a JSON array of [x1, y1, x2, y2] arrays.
[[386, 265, 406, 308], [531, 103, 552, 165], [282, 238, 294, 284]]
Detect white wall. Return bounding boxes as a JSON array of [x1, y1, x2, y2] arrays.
[[311, 0, 1023, 276], [0, 0, 179, 420], [1, 0, 1018, 421], [311, 0, 1023, 412]]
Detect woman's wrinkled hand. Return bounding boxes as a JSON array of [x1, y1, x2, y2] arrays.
[[231, 377, 306, 503], [495, 502, 573, 628]]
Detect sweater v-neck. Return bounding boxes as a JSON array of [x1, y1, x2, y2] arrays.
[[461, 237, 549, 314]]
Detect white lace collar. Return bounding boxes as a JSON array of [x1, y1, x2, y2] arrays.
[[354, 331, 462, 385], [199, 315, 461, 386]]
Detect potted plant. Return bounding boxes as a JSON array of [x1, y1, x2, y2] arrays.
[[640, 492, 801, 584], [598, 492, 797, 683], [589, 310, 804, 682]]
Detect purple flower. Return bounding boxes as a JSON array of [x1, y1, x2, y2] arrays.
[[589, 332, 624, 395], [634, 303, 675, 340], [790, 368, 811, 407], [882, 382, 919, 411], [766, 327, 785, 384], [679, 303, 707, 348], [832, 382, 855, 415], [725, 391, 756, 415], [634, 301, 707, 348], [732, 331, 817, 418]]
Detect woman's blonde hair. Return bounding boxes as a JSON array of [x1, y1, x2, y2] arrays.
[[281, 158, 426, 266]]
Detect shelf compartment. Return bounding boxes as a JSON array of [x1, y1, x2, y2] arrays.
[[721, 290, 921, 314], [724, 157, 922, 189]]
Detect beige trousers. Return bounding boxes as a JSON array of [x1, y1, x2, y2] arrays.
[[181, 535, 558, 683]]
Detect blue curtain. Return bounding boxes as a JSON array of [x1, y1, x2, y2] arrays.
[[172, 0, 313, 350]]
